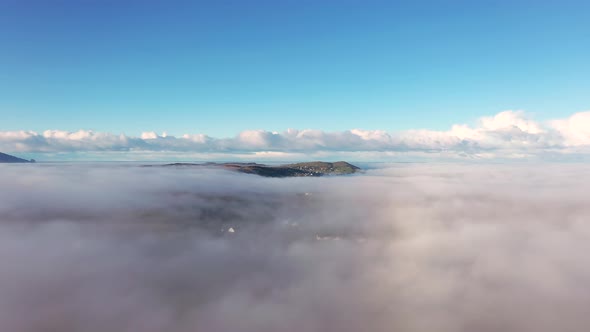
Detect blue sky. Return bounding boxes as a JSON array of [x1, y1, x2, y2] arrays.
[[1, 0, 589, 137]]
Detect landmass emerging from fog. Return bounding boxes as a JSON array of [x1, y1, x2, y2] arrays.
[[0, 152, 32, 163], [155, 161, 361, 177]]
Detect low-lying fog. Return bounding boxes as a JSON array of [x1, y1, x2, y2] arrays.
[[1, 163, 590, 332]]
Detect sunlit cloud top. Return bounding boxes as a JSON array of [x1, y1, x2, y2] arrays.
[[2, 111, 590, 161]]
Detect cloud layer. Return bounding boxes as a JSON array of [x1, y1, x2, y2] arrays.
[[2, 110, 590, 159], [1, 163, 590, 331]]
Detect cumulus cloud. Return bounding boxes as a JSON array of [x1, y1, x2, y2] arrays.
[[1, 163, 590, 331], [2, 110, 590, 159], [551, 112, 590, 146]]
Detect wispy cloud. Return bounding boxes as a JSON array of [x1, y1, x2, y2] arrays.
[[2, 110, 590, 160]]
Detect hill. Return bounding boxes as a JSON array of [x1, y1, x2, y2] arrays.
[[0, 152, 32, 163], [157, 161, 361, 177]]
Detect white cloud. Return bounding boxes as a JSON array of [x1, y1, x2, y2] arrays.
[[140, 131, 160, 140], [551, 111, 590, 146], [479, 110, 544, 134], [2, 110, 590, 159]]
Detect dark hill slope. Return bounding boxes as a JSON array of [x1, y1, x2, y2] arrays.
[[0, 152, 31, 163]]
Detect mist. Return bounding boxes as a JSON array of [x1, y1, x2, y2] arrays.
[[1, 163, 590, 332]]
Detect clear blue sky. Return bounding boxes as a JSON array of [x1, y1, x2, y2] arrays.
[[1, 0, 589, 136]]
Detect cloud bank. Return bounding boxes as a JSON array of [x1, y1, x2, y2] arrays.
[[3, 110, 590, 160], [1, 163, 590, 331]]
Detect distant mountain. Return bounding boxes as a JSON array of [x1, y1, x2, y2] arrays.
[[154, 161, 361, 177], [0, 152, 33, 163]]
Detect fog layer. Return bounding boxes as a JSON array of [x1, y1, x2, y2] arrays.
[[1, 163, 590, 332]]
